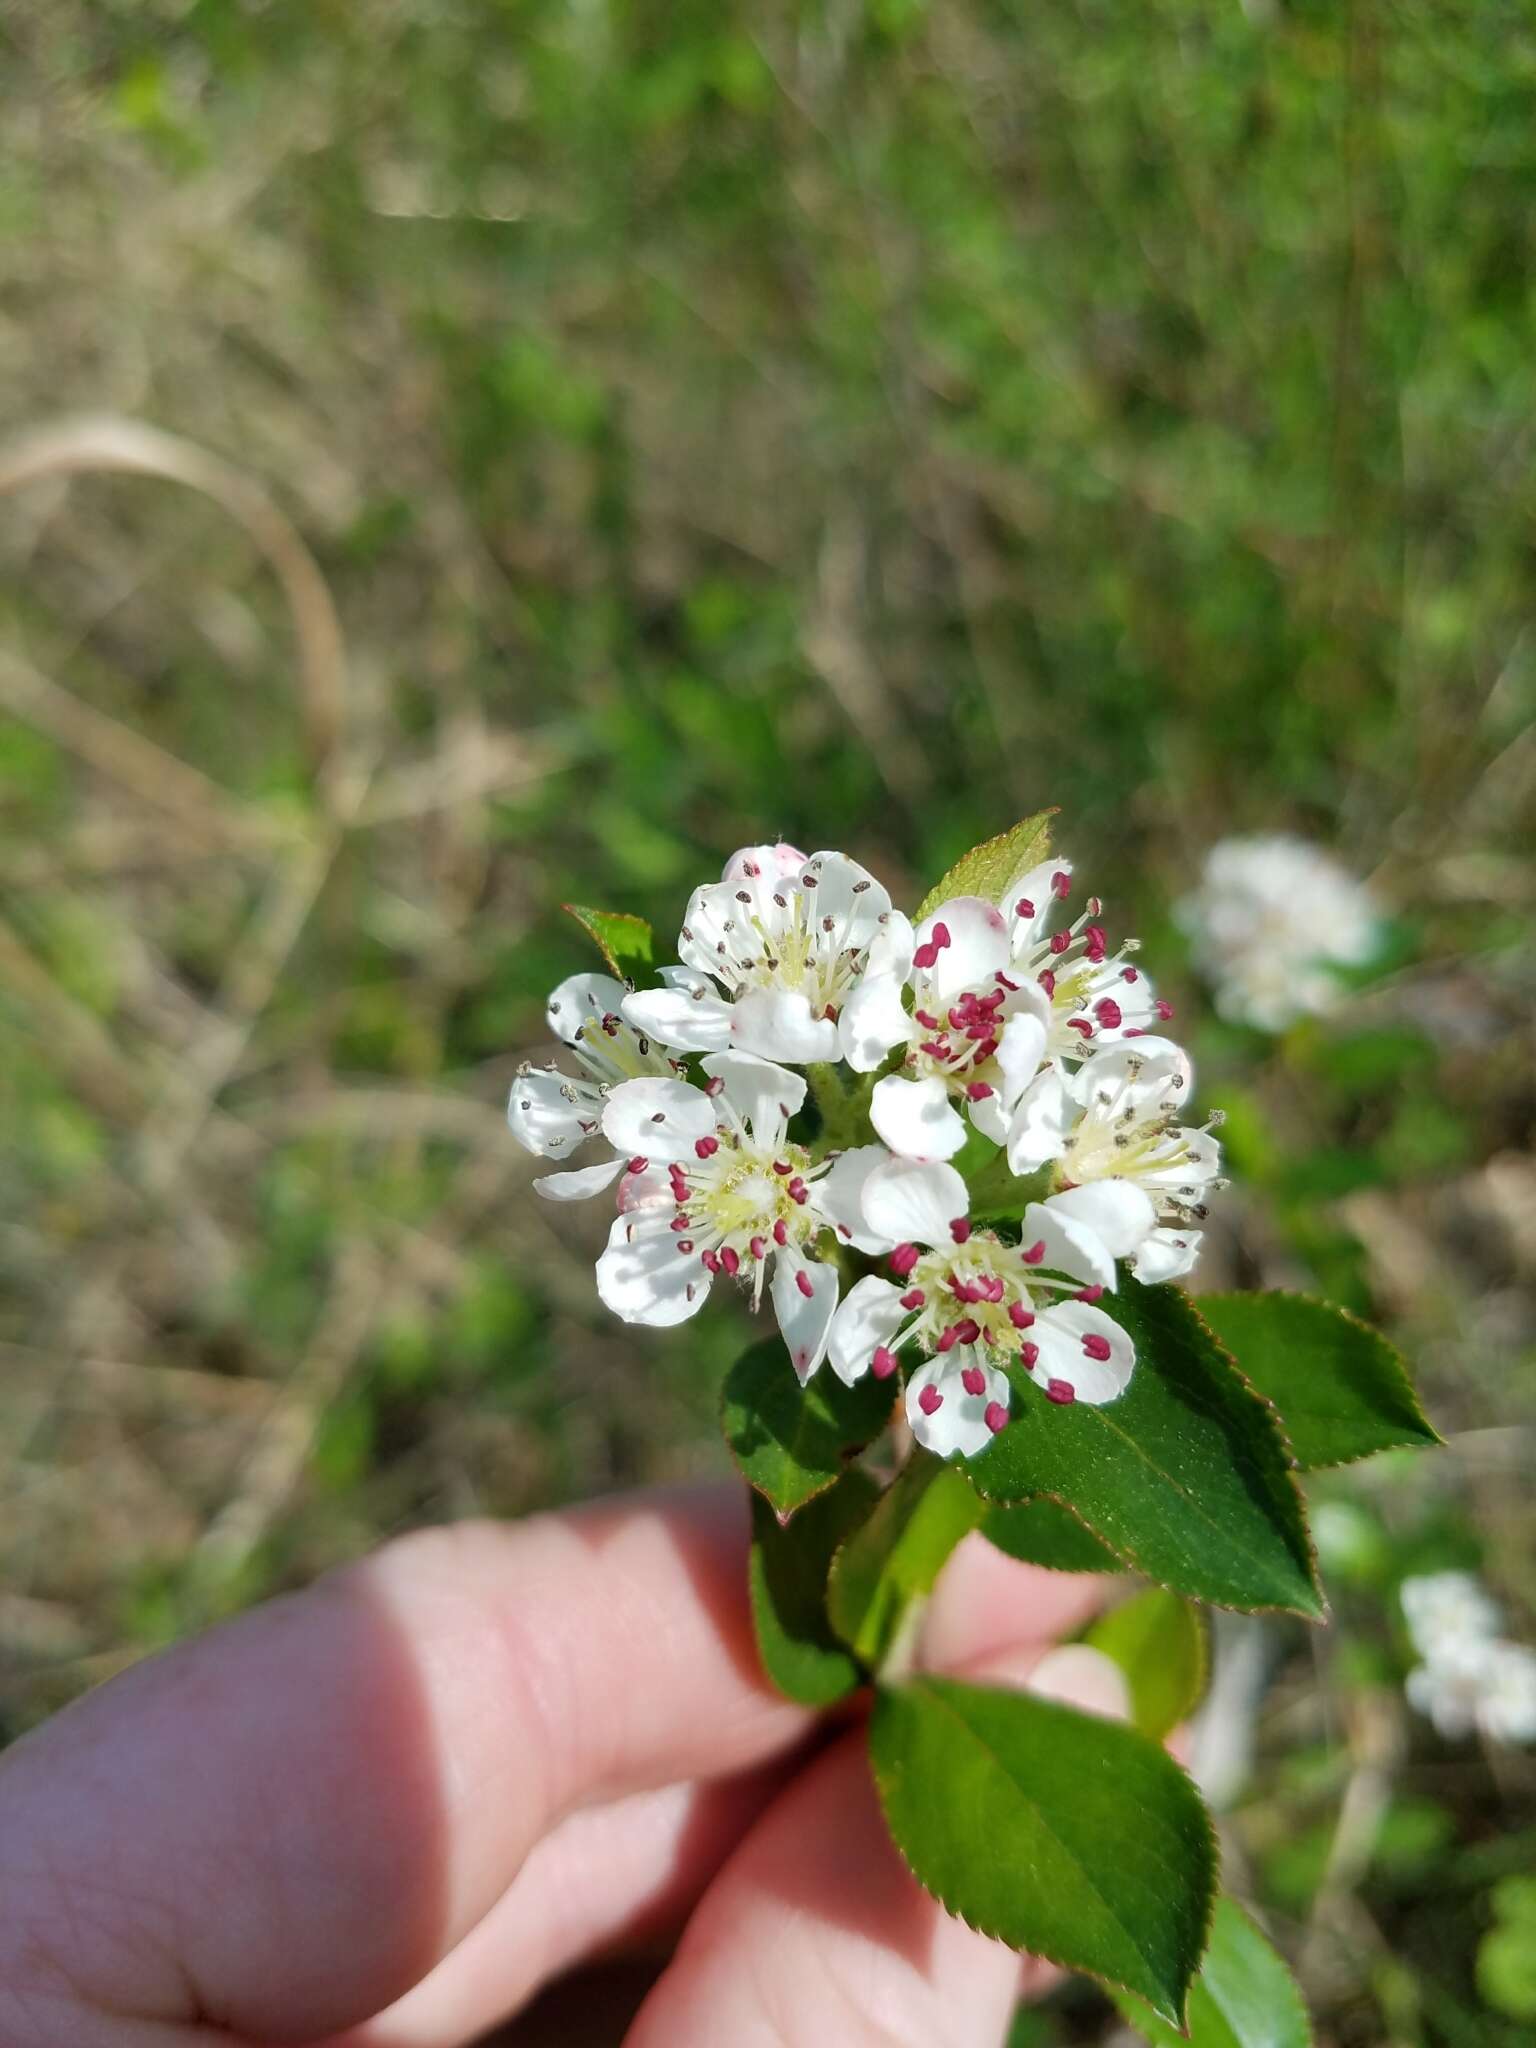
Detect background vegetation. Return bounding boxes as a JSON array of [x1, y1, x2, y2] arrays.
[[1, 3, 1533, 2042]]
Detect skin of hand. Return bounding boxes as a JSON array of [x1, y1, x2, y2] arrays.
[[0, 1483, 1130, 2048]]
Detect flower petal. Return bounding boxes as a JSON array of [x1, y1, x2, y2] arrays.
[[1031, 1301, 1134, 1405], [799, 851, 895, 960], [906, 1348, 1011, 1459], [771, 1249, 840, 1383], [838, 972, 911, 1073], [722, 841, 808, 883], [507, 1067, 604, 1159], [863, 909, 915, 983], [727, 988, 839, 1064], [1128, 1226, 1203, 1283], [914, 895, 1011, 1002], [1070, 1036, 1193, 1115], [1022, 1197, 1117, 1291], [596, 1208, 712, 1327], [1005, 1067, 1075, 1173], [870, 1075, 968, 1162], [1042, 1180, 1157, 1259], [814, 1143, 901, 1254], [545, 972, 630, 1047], [533, 1156, 627, 1202], [862, 1156, 969, 1250], [701, 1050, 807, 1147], [993, 999, 1049, 1107], [1005, 857, 1072, 948], [601, 1077, 715, 1161], [826, 1274, 907, 1386], [622, 985, 737, 1054]]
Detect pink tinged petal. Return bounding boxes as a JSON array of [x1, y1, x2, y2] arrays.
[[905, 1350, 1011, 1459], [532, 1156, 628, 1202], [838, 972, 911, 1074], [869, 1075, 968, 1163], [1042, 1180, 1157, 1260], [1129, 1226, 1203, 1283], [700, 1050, 808, 1146], [812, 1144, 902, 1255], [861, 1156, 970, 1250], [913, 896, 1011, 1002], [601, 1077, 716, 1162], [827, 1274, 908, 1387], [727, 988, 839, 1065], [621, 986, 738, 1055], [721, 840, 808, 882], [596, 1209, 713, 1328], [1005, 1067, 1076, 1174], [1033, 1301, 1135, 1405], [771, 1252, 840, 1384], [1021, 1199, 1118, 1292]]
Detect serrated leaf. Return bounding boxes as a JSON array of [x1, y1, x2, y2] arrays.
[[722, 1338, 896, 1517], [562, 903, 654, 979], [1197, 1292, 1439, 1470], [971, 1278, 1324, 1618], [982, 1496, 1127, 1575], [749, 1470, 881, 1706], [826, 1455, 983, 1669], [1115, 1896, 1312, 2047], [915, 810, 1057, 922], [870, 1676, 1215, 2023], [1087, 1588, 1207, 1741]]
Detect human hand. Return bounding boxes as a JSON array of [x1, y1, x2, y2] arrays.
[[0, 1484, 1130, 2048]]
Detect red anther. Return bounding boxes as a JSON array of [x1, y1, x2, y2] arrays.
[[1037, 969, 1056, 997], [669, 1213, 692, 1231], [935, 1325, 961, 1352], [889, 1242, 920, 1276], [915, 1010, 941, 1030], [932, 922, 952, 949], [1121, 966, 1139, 983], [984, 1401, 1009, 1434], [919, 1039, 952, 1061], [1022, 1240, 1045, 1265], [1084, 924, 1107, 963], [1094, 998, 1122, 1029], [900, 1288, 926, 1310], [720, 1245, 741, 1276], [795, 1268, 815, 1298], [1014, 897, 1035, 920], [954, 1317, 982, 1345], [1046, 1377, 1076, 1405], [1124, 1027, 1147, 1038], [1049, 929, 1071, 956], [950, 1216, 972, 1244], [966, 1081, 994, 1100], [982, 1274, 1006, 1302], [961, 1365, 987, 1396], [995, 971, 1020, 991], [918, 1383, 943, 1415], [750, 1235, 767, 1259], [982, 987, 1008, 1010], [1081, 1333, 1113, 1361], [1066, 1018, 1094, 1039], [788, 1175, 808, 1197], [1075, 1284, 1105, 1304], [965, 1020, 995, 1041], [772, 1159, 793, 1175], [950, 1278, 982, 1303], [705, 1075, 725, 1096], [871, 1345, 898, 1380], [912, 942, 940, 971], [1021, 1341, 1039, 1368], [1051, 870, 1071, 900], [694, 1134, 720, 1158], [773, 1219, 789, 1246], [1155, 998, 1175, 1020], [972, 1036, 999, 1062], [602, 1012, 620, 1035], [700, 1249, 721, 1273], [948, 1006, 970, 1032], [627, 1156, 649, 1174], [1008, 1301, 1036, 1329], [676, 1239, 694, 1254]]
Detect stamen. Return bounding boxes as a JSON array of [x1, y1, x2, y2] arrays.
[[1015, 897, 1035, 919], [900, 1288, 926, 1310], [953, 1317, 982, 1345], [984, 1401, 1008, 1433], [627, 1156, 649, 1174], [1155, 998, 1174, 1020], [720, 1246, 741, 1276], [918, 1383, 944, 1415], [1051, 870, 1071, 899], [1081, 1333, 1113, 1361], [949, 1216, 971, 1244], [750, 1235, 767, 1259], [1022, 1240, 1045, 1264], [965, 1082, 994, 1101], [700, 1249, 721, 1273], [961, 1365, 986, 1396], [889, 1243, 920, 1276], [912, 942, 939, 971], [871, 1345, 898, 1380], [1038, 969, 1056, 997], [1046, 1378, 1076, 1405], [1021, 1341, 1039, 1368], [1094, 998, 1121, 1029], [695, 1134, 720, 1158], [935, 1325, 962, 1352], [932, 921, 952, 949], [773, 1219, 789, 1246], [1049, 930, 1071, 956], [1066, 1017, 1094, 1039], [1075, 1284, 1105, 1303], [1008, 1302, 1035, 1328], [676, 1239, 694, 1254], [795, 1269, 815, 1298]]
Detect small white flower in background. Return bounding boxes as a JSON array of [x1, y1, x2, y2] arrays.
[[1401, 1571, 1536, 1747], [593, 1051, 889, 1380], [1400, 1570, 1502, 1660], [1178, 834, 1381, 1032], [623, 844, 912, 1067], [826, 1157, 1141, 1456], [507, 971, 683, 1198]]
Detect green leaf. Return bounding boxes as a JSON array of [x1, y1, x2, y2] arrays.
[[982, 1497, 1126, 1575], [1115, 1896, 1312, 2047], [826, 1455, 984, 1669], [971, 1278, 1324, 1618], [721, 1339, 895, 1517], [562, 902, 654, 979], [916, 810, 1057, 921], [749, 1470, 881, 1706], [1087, 1588, 1207, 1741], [1197, 1292, 1439, 1470], [871, 1676, 1215, 2023]]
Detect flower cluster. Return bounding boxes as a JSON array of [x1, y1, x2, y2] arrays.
[[1401, 1571, 1536, 1746], [509, 838, 1224, 1460]]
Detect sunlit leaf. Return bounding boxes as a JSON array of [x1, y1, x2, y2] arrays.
[[915, 810, 1056, 921], [562, 902, 654, 979], [1115, 1896, 1312, 2047], [1087, 1587, 1207, 1740]]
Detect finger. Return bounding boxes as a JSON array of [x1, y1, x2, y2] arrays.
[[919, 1527, 1119, 1670], [0, 1485, 813, 2044]]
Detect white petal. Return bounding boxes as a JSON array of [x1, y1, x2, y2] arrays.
[[507, 1067, 604, 1159], [870, 1075, 968, 1163], [595, 1208, 712, 1327], [1021, 1199, 1116, 1291], [722, 841, 807, 882], [1006, 857, 1072, 947], [545, 972, 630, 1046], [1031, 1301, 1135, 1405], [993, 1001, 1049, 1107], [966, 1088, 1013, 1144], [701, 1051, 807, 1147], [838, 972, 911, 1073], [533, 1156, 626, 1201], [771, 1250, 840, 1383], [906, 1348, 1010, 1459], [1042, 1180, 1156, 1259], [616, 1162, 677, 1213], [915, 895, 1011, 1001], [826, 1274, 908, 1386], [622, 986, 737, 1054], [814, 1144, 902, 1254], [727, 988, 839, 1064], [863, 909, 915, 982], [1005, 1068, 1075, 1173], [1071, 1036, 1193, 1113], [1128, 1227, 1203, 1283], [862, 1156, 969, 1250], [601, 1077, 715, 1161]]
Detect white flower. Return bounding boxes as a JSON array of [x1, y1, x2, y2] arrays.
[[844, 859, 1170, 1164], [1178, 834, 1380, 1031], [1007, 1037, 1223, 1282], [507, 971, 683, 1199], [1401, 1570, 1502, 1661], [593, 1051, 887, 1380], [1406, 1636, 1536, 1746], [825, 1158, 1140, 1458], [623, 845, 912, 1067]]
